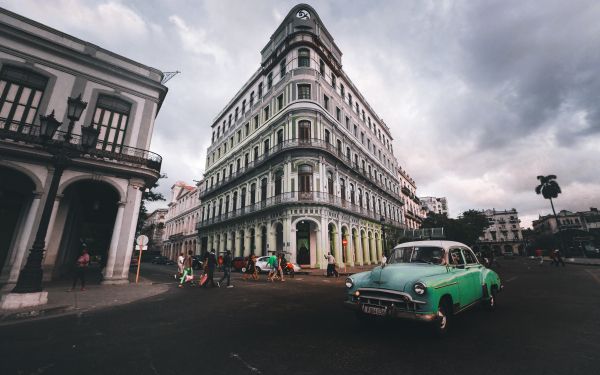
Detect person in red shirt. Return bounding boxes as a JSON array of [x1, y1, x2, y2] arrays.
[[69, 248, 90, 291]]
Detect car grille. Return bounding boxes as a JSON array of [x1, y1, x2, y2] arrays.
[[356, 289, 419, 312]]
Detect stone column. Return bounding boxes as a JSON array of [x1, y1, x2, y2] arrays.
[[102, 201, 126, 281], [354, 231, 364, 266], [117, 182, 144, 282], [255, 226, 263, 256], [345, 231, 354, 267], [3, 193, 42, 285], [335, 229, 343, 268], [377, 234, 383, 262], [226, 231, 233, 252], [315, 226, 323, 269], [243, 231, 251, 257], [370, 234, 377, 264], [362, 233, 370, 265]]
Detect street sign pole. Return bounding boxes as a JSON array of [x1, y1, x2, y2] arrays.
[[135, 235, 149, 284], [135, 243, 143, 284]]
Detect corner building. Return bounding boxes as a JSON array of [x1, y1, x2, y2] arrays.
[[198, 4, 408, 269]]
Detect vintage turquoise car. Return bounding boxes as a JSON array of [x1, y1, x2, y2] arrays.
[[344, 240, 502, 335]]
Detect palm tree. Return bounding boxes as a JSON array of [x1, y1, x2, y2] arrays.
[[535, 175, 564, 253]]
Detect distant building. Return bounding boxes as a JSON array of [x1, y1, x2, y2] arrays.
[[397, 167, 425, 229], [532, 210, 586, 235], [420, 196, 448, 216], [478, 209, 524, 255], [162, 181, 203, 260], [142, 209, 167, 253]]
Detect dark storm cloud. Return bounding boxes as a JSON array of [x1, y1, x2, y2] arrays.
[[3, 0, 599, 226]]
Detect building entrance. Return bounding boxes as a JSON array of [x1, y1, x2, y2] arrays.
[[296, 221, 311, 265]]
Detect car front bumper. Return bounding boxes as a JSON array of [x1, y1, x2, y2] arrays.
[[344, 301, 437, 322]]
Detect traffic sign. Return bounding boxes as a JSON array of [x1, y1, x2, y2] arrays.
[[136, 235, 149, 246]]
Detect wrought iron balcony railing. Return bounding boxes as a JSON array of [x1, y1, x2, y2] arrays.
[[198, 191, 405, 229], [0, 119, 162, 173], [201, 138, 403, 203]]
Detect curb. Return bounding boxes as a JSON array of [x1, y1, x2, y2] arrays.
[[0, 305, 73, 323]]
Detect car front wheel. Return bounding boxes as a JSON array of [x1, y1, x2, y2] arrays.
[[255, 267, 261, 274], [432, 302, 450, 337]]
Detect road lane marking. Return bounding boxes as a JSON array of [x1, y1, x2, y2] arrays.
[[504, 276, 518, 283], [230, 353, 261, 374], [584, 269, 600, 285]]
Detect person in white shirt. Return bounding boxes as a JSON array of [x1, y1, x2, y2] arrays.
[[175, 252, 185, 280], [324, 252, 338, 277]]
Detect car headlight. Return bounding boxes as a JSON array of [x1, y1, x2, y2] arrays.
[[414, 282, 426, 295], [345, 278, 354, 289]]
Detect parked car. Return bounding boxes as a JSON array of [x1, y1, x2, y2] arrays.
[[254, 256, 301, 274], [583, 244, 600, 258], [151, 256, 175, 265], [192, 255, 204, 270], [231, 257, 247, 272], [344, 240, 502, 336]]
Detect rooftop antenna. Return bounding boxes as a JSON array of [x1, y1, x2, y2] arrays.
[[161, 71, 181, 84]]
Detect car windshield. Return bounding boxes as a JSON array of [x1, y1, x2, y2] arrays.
[[388, 246, 445, 265]]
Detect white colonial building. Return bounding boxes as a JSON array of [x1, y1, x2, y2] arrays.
[[420, 196, 448, 216], [142, 208, 167, 254], [162, 181, 203, 260], [397, 167, 425, 229], [197, 4, 412, 269], [478, 209, 524, 255], [0, 7, 167, 295]]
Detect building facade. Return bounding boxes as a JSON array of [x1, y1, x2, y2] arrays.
[[162, 181, 203, 260], [0, 8, 167, 288], [478, 209, 524, 255], [420, 196, 448, 216], [197, 4, 409, 269], [142, 208, 167, 254], [398, 167, 424, 229]]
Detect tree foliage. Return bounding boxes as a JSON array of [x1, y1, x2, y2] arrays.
[[421, 210, 489, 246], [535, 175, 561, 199], [136, 174, 167, 235]]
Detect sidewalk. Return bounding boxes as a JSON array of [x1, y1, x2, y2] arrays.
[[299, 264, 376, 277], [528, 256, 600, 267], [0, 274, 169, 325]]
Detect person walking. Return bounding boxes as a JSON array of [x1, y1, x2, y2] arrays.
[[218, 250, 234, 288], [275, 253, 285, 282], [553, 249, 566, 267], [267, 253, 278, 281], [175, 251, 185, 280], [324, 252, 338, 277], [243, 253, 258, 281], [69, 248, 90, 291], [202, 250, 217, 288], [179, 250, 194, 288]]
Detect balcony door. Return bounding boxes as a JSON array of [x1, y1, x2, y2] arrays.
[[299, 120, 311, 143], [298, 164, 312, 199], [92, 95, 131, 153]]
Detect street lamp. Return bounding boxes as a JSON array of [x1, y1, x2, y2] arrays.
[[11, 95, 98, 295], [380, 216, 388, 258]]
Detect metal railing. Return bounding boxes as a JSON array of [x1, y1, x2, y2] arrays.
[[0, 119, 162, 172], [201, 138, 403, 203], [198, 191, 405, 229]]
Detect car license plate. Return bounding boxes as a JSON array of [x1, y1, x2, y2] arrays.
[[362, 305, 387, 316]]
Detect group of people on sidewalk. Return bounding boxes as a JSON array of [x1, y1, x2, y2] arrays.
[[536, 248, 566, 267], [177, 250, 234, 288]]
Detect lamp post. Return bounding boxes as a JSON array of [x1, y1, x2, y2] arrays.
[[380, 216, 388, 258], [12, 95, 99, 295]]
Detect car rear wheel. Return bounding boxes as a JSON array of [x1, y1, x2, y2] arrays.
[[484, 286, 497, 311], [255, 267, 262, 274]]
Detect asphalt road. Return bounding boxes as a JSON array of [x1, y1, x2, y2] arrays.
[[1, 260, 600, 375]]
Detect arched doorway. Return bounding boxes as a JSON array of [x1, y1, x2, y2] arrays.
[[0, 166, 36, 276], [54, 180, 119, 281], [249, 228, 256, 255], [296, 220, 315, 265]]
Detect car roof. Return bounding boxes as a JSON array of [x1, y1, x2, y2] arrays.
[[393, 240, 472, 251]]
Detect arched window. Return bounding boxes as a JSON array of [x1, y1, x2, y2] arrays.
[[340, 178, 346, 200], [327, 171, 334, 195], [277, 129, 284, 144], [299, 120, 311, 141], [275, 170, 284, 195], [350, 183, 355, 204], [250, 183, 256, 205], [0, 65, 48, 130], [298, 48, 310, 67], [358, 188, 363, 207], [298, 164, 313, 193], [260, 178, 268, 203]]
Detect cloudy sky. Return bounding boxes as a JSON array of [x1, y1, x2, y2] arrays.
[[4, 0, 599, 228]]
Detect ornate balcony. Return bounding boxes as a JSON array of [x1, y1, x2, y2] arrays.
[[198, 191, 405, 230], [201, 138, 403, 204], [0, 119, 162, 173]]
